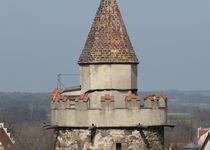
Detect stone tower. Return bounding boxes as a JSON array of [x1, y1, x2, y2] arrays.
[[50, 0, 167, 149]]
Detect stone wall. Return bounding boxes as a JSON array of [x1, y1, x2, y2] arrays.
[[51, 93, 167, 127], [80, 64, 138, 93], [55, 127, 164, 150], [51, 108, 166, 127]]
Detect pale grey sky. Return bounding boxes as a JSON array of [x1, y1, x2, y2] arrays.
[[0, 0, 209, 92]]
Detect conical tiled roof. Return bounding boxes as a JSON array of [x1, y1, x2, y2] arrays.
[[78, 0, 139, 64]]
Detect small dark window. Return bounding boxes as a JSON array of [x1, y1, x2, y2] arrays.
[[116, 143, 122, 150]]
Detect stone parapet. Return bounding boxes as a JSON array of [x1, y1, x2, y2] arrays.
[[50, 92, 167, 127], [51, 108, 166, 127]]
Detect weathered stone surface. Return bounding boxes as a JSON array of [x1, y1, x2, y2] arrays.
[[55, 128, 164, 150], [51, 108, 166, 127]]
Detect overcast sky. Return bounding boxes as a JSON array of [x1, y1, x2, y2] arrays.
[[0, 0, 209, 92]]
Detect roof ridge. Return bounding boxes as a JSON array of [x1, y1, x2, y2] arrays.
[[0, 123, 15, 144]]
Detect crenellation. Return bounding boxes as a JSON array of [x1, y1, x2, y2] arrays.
[[153, 99, 159, 109], [101, 94, 115, 110], [125, 94, 140, 109], [50, 88, 68, 103], [101, 94, 114, 102], [159, 93, 167, 108], [143, 93, 168, 109], [51, 92, 167, 111], [75, 94, 90, 110], [76, 94, 90, 102]]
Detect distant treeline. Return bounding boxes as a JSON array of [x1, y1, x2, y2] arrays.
[[0, 92, 50, 123]]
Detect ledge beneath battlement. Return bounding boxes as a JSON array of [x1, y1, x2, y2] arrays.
[[51, 108, 166, 127]]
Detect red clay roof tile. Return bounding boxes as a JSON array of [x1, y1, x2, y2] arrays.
[[78, 0, 139, 64]]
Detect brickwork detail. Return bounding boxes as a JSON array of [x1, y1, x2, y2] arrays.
[[125, 94, 140, 101], [76, 94, 90, 102], [78, 0, 139, 64], [101, 94, 114, 102]]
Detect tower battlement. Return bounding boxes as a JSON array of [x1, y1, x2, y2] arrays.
[[50, 91, 167, 127]]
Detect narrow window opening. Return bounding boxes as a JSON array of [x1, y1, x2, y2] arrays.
[[116, 143, 122, 150]]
